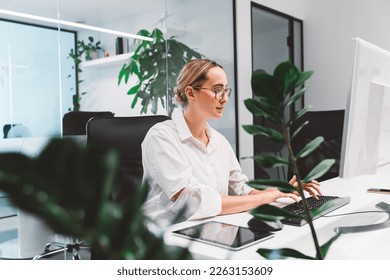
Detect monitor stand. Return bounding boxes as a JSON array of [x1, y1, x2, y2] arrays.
[[334, 202, 390, 234]]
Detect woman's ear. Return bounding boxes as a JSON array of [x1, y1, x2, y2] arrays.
[[184, 86, 197, 101]]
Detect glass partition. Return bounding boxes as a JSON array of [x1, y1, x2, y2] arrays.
[[0, 0, 237, 259], [1, 0, 236, 147], [166, 0, 237, 149]]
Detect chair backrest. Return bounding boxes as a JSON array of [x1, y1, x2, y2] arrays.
[[62, 111, 114, 136], [86, 115, 170, 202], [290, 110, 345, 181]]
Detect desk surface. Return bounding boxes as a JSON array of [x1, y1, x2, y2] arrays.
[[164, 163, 390, 260]]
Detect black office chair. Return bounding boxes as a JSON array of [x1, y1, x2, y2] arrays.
[[86, 115, 170, 203], [86, 115, 170, 259], [62, 111, 114, 136], [290, 110, 345, 181]]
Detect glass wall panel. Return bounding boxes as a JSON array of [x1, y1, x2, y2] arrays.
[[0, 0, 237, 259], [167, 0, 237, 149], [1, 0, 236, 146], [0, 5, 65, 138]]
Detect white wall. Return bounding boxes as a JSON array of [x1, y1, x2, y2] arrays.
[[303, 0, 390, 110]]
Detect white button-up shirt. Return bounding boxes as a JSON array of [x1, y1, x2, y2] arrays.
[[141, 110, 253, 226]]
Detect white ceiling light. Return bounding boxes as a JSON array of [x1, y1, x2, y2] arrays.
[[0, 8, 153, 41]]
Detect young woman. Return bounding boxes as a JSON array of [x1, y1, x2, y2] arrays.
[[141, 59, 320, 226]]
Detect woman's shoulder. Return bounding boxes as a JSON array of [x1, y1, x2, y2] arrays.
[[145, 119, 177, 139]]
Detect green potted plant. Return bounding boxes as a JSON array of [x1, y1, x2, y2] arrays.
[[118, 28, 203, 116], [75, 36, 102, 61], [0, 138, 190, 259], [67, 36, 102, 111], [243, 61, 339, 259]]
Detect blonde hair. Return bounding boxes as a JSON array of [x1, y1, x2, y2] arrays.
[[174, 58, 223, 107]]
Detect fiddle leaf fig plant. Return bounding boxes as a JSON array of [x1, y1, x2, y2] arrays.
[[118, 28, 203, 116], [244, 61, 338, 259], [0, 138, 190, 260]]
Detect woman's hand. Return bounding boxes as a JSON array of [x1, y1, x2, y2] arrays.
[[289, 175, 322, 199]]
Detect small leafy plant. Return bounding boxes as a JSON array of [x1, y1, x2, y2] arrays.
[[70, 36, 102, 61], [118, 28, 203, 116], [67, 36, 102, 111], [243, 61, 338, 259]]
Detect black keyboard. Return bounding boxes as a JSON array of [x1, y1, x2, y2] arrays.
[[280, 195, 350, 226]]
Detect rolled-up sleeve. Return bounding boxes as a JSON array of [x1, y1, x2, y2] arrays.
[[169, 180, 222, 220]]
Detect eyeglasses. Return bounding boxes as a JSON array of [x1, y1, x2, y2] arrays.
[[195, 87, 232, 100]]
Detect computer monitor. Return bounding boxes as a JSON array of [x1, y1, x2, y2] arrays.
[[340, 38, 390, 178]]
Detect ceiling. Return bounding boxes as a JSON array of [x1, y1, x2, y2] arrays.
[[0, 0, 165, 26]]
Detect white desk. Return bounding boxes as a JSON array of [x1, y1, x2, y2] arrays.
[[164, 164, 390, 260]]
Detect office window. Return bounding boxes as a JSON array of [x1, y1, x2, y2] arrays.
[[0, 19, 75, 138]]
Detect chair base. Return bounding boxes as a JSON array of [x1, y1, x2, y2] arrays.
[[33, 241, 90, 260]]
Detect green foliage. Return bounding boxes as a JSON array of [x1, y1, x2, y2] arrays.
[[244, 61, 338, 259], [67, 36, 102, 111], [0, 138, 190, 260], [70, 36, 102, 62], [118, 28, 203, 116]]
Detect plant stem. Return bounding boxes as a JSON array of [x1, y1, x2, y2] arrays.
[[281, 115, 324, 260]]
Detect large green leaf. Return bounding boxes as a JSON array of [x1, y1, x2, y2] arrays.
[[242, 124, 284, 142], [257, 232, 340, 260], [250, 204, 302, 222], [244, 99, 280, 123], [246, 179, 295, 193], [290, 120, 308, 140], [251, 71, 280, 105], [309, 199, 344, 219], [303, 159, 336, 182], [288, 106, 311, 126], [284, 85, 308, 107], [251, 154, 289, 169], [296, 136, 324, 158], [128, 84, 141, 95], [273, 61, 299, 96], [131, 93, 139, 109], [320, 233, 341, 258], [257, 248, 315, 260], [295, 70, 314, 88]]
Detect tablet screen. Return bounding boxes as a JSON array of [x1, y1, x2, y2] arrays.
[[172, 221, 273, 250]]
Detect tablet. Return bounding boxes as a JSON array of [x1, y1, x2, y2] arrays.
[[172, 221, 273, 251]]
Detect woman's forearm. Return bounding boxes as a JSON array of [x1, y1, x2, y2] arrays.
[[219, 193, 268, 215]]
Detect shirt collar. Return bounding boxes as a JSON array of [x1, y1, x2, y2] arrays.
[[172, 110, 213, 142]]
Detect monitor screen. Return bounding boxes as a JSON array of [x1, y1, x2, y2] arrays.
[[340, 38, 390, 178]]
